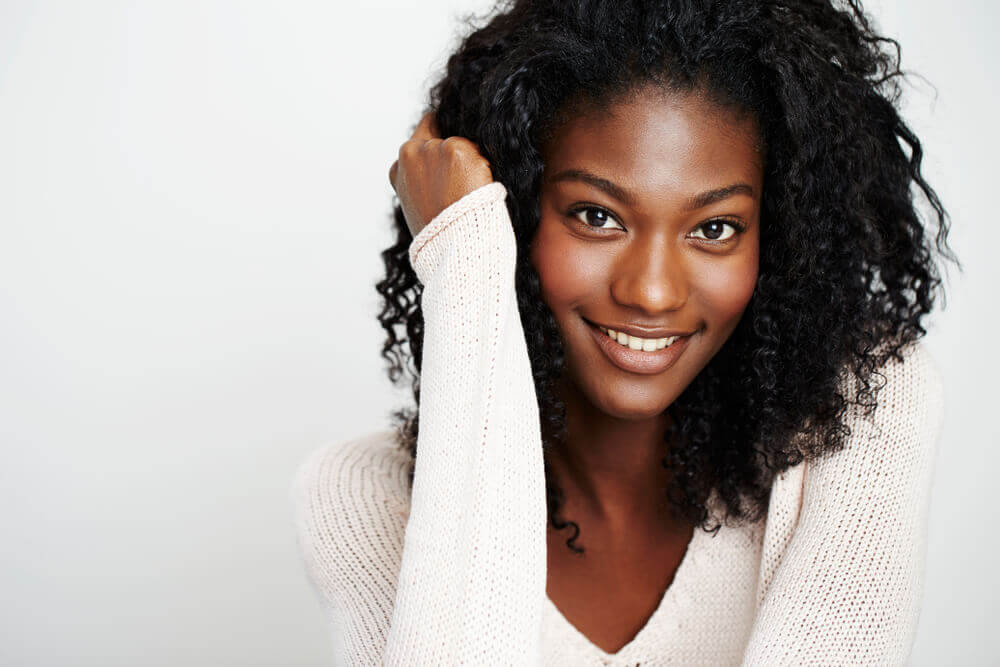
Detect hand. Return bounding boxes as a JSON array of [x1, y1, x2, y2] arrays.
[[388, 110, 495, 238]]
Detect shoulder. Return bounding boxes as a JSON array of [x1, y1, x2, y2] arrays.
[[872, 339, 943, 405], [801, 339, 946, 504], [746, 341, 947, 664], [290, 428, 413, 604], [293, 428, 412, 510], [770, 340, 946, 519], [841, 339, 945, 450], [292, 427, 413, 533]]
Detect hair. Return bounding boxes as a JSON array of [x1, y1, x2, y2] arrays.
[[375, 0, 960, 554]]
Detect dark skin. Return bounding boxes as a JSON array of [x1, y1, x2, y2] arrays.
[[531, 85, 763, 653], [389, 84, 763, 655]]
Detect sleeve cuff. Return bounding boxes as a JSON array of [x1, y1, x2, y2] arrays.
[[407, 181, 509, 271]]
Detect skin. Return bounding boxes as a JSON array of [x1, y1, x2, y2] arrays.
[[388, 84, 764, 655], [530, 84, 763, 653], [388, 111, 494, 238]]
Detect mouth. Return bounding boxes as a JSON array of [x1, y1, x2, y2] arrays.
[[584, 319, 693, 376]]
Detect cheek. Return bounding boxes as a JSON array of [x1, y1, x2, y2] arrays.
[[530, 220, 606, 308], [691, 244, 759, 322]]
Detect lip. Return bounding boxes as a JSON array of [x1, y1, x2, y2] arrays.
[[586, 319, 693, 376], [586, 320, 696, 339]]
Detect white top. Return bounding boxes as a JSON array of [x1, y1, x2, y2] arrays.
[[291, 181, 946, 666]]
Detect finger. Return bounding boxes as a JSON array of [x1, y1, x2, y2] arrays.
[[411, 110, 441, 142], [471, 141, 488, 163], [388, 160, 398, 190]]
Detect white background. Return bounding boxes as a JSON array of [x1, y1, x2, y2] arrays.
[[1, 1, 995, 665]]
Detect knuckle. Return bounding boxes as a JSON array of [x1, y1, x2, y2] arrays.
[[440, 136, 469, 152]]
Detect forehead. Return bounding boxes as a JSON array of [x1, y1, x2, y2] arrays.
[[541, 87, 763, 197]]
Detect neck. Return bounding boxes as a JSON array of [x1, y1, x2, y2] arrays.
[[545, 376, 677, 528]]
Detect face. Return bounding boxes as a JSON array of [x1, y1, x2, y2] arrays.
[[530, 85, 763, 421]]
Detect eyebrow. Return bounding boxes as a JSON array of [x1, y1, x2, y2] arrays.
[[548, 168, 755, 211]]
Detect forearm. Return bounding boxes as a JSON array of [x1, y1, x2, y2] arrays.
[[384, 182, 547, 664]]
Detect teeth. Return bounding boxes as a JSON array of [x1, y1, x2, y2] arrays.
[[600, 327, 680, 351]]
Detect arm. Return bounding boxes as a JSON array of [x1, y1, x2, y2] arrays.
[[386, 181, 547, 664], [292, 182, 547, 665], [741, 342, 946, 665], [292, 431, 413, 663]]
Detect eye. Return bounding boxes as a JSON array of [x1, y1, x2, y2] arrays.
[[689, 219, 746, 243], [568, 205, 625, 231]]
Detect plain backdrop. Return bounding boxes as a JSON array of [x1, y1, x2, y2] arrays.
[[1, 1, 996, 665]]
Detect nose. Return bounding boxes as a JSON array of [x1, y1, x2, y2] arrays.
[[609, 235, 689, 315]]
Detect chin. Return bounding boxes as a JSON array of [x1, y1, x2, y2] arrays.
[[592, 392, 673, 421], [562, 353, 682, 421]]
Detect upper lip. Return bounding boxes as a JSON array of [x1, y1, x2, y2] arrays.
[[586, 319, 697, 339]]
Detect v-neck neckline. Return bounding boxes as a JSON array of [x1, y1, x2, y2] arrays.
[[544, 521, 706, 661]]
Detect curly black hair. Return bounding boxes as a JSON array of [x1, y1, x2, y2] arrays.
[[375, 0, 960, 554]]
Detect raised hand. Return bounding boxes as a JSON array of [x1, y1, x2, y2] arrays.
[[388, 110, 495, 238]]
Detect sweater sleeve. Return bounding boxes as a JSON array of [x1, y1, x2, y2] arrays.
[[741, 341, 946, 665], [388, 181, 547, 664], [292, 182, 548, 665], [291, 431, 413, 662]]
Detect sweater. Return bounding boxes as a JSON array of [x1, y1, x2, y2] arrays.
[[291, 181, 946, 666]]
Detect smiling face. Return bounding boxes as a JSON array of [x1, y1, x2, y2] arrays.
[[530, 85, 763, 421]]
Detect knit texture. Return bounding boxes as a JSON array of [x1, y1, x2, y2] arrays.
[[292, 181, 945, 666]]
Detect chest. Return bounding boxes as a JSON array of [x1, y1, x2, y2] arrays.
[[545, 521, 695, 655]]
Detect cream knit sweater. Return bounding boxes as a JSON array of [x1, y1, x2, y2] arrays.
[[292, 181, 946, 666]]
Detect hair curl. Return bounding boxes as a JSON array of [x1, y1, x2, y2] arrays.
[[375, 0, 960, 554]]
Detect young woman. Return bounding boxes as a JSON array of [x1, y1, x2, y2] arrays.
[[294, 0, 958, 663]]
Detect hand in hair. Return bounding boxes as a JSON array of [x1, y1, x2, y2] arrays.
[[388, 110, 495, 238]]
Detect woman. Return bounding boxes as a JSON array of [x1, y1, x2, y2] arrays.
[[293, 0, 958, 663]]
